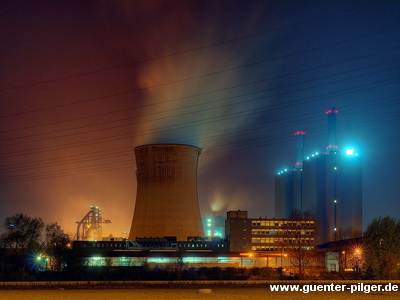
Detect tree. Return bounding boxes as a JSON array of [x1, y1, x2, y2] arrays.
[[280, 209, 318, 279], [363, 216, 400, 279], [0, 213, 45, 279], [0, 213, 44, 254], [43, 223, 71, 271]]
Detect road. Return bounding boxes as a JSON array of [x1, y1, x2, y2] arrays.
[[0, 288, 399, 300]]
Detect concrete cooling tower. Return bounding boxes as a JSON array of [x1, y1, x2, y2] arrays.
[[129, 144, 204, 241]]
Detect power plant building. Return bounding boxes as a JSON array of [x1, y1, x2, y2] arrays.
[[225, 210, 316, 252], [275, 131, 305, 219], [129, 144, 204, 241], [275, 108, 362, 243]]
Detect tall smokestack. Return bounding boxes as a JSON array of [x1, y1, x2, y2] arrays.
[[326, 107, 338, 152], [294, 131, 306, 169], [129, 144, 204, 241]]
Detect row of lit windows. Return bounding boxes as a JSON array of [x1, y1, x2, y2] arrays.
[[252, 229, 314, 235], [252, 246, 284, 251], [252, 238, 277, 244], [252, 221, 281, 227], [286, 230, 314, 235], [275, 238, 314, 243], [252, 237, 315, 244], [252, 220, 314, 227], [179, 243, 225, 248], [140, 243, 175, 248], [251, 246, 314, 251], [252, 229, 279, 235], [90, 243, 124, 248], [85, 256, 255, 267]]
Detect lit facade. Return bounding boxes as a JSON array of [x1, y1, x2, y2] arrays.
[[275, 108, 362, 244], [225, 210, 316, 252], [297, 142, 362, 243]]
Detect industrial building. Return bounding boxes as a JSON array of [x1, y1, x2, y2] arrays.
[[75, 206, 111, 241], [202, 216, 225, 238], [129, 144, 204, 241], [69, 139, 339, 271], [275, 108, 362, 243], [225, 210, 315, 252]]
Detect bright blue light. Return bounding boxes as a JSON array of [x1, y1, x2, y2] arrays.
[[306, 157, 310, 160], [345, 148, 355, 155]]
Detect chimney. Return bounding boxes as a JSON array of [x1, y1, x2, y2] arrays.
[[326, 107, 338, 153], [294, 131, 306, 169]]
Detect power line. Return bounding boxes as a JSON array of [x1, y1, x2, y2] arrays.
[[3, 44, 398, 135], [1, 63, 398, 155], [1, 108, 397, 184], [1, 77, 398, 163], [2, 58, 399, 149], [0, 3, 369, 92], [1, 24, 398, 118], [1, 90, 398, 180]]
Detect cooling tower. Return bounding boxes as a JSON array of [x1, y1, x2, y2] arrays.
[[129, 144, 204, 241]]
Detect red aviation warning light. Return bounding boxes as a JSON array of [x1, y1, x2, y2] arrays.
[[294, 131, 306, 135], [326, 109, 339, 114]]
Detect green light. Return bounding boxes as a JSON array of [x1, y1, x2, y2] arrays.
[[334, 200, 337, 203], [334, 227, 337, 231], [37, 256, 42, 261]]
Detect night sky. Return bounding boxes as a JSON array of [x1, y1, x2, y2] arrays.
[[1, 1, 400, 238]]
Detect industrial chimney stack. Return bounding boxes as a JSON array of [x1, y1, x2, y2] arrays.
[[294, 131, 306, 169], [326, 107, 338, 153]]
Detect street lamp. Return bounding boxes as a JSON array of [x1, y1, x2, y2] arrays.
[[354, 248, 361, 273], [341, 251, 346, 272]]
